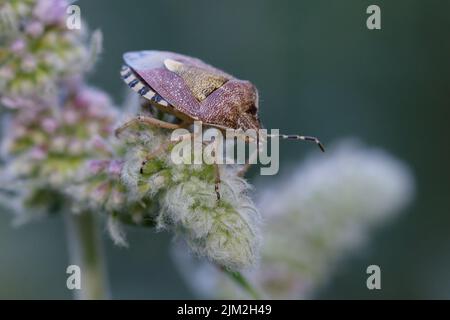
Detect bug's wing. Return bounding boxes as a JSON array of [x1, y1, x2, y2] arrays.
[[137, 66, 202, 118], [123, 51, 233, 118], [124, 51, 167, 71], [164, 59, 229, 102], [124, 51, 198, 117], [124, 50, 231, 76]]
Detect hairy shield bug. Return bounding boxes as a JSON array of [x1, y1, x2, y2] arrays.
[[116, 50, 324, 200]]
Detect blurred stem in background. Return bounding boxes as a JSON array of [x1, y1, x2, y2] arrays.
[[65, 211, 110, 299], [223, 269, 263, 300]]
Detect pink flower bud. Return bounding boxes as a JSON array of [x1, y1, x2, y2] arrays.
[[10, 39, 26, 54], [108, 160, 123, 177], [22, 55, 38, 72], [41, 118, 58, 133], [30, 146, 47, 160], [33, 0, 68, 25], [88, 160, 109, 174], [92, 182, 109, 202], [26, 21, 44, 37], [63, 109, 78, 124], [75, 87, 111, 114]]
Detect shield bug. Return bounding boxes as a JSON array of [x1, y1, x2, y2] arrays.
[[116, 50, 324, 199]]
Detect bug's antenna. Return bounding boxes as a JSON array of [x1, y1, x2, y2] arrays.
[[267, 134, 325, 152]]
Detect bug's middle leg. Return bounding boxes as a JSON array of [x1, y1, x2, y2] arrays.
[[237, 146, 259, 177], [213, 162, 221, 202], [115, 115, 186, 138], [201, 138, 222, 202], [212, 140, 222, 202]]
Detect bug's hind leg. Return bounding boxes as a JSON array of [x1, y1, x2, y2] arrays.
[[115, 115, 185, 138]]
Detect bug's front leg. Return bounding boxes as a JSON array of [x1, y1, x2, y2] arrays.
[[237, 147, 259, 177], [140, 133, 193, 174], [115, 115, 184, 138], [229, 132, 258, 177], [139, 142, 172, 174]]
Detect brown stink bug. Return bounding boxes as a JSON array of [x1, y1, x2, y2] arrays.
[[115, 50, 324, 200]]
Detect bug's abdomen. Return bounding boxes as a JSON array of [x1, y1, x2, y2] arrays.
[[121, 65, 170, 107], [121, 65, 196, 123]]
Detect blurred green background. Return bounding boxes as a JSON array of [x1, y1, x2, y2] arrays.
[[1, 0, 449, 299]]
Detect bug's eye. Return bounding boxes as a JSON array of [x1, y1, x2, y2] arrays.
[[247, 104, 258, 115]]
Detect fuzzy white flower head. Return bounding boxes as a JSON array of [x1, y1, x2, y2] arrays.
[[161, 169, 261, 270], [172, 139, 415, 298], [255, 139, 414, 297], [118, 124, 262, 270]]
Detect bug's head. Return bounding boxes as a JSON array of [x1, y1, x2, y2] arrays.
[[233, 82, 262, 131], [236, 102, 261, 131]]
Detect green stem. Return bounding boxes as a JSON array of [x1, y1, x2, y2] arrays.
[[222, 269, 263, 300], [64, 211, 110, 300]]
